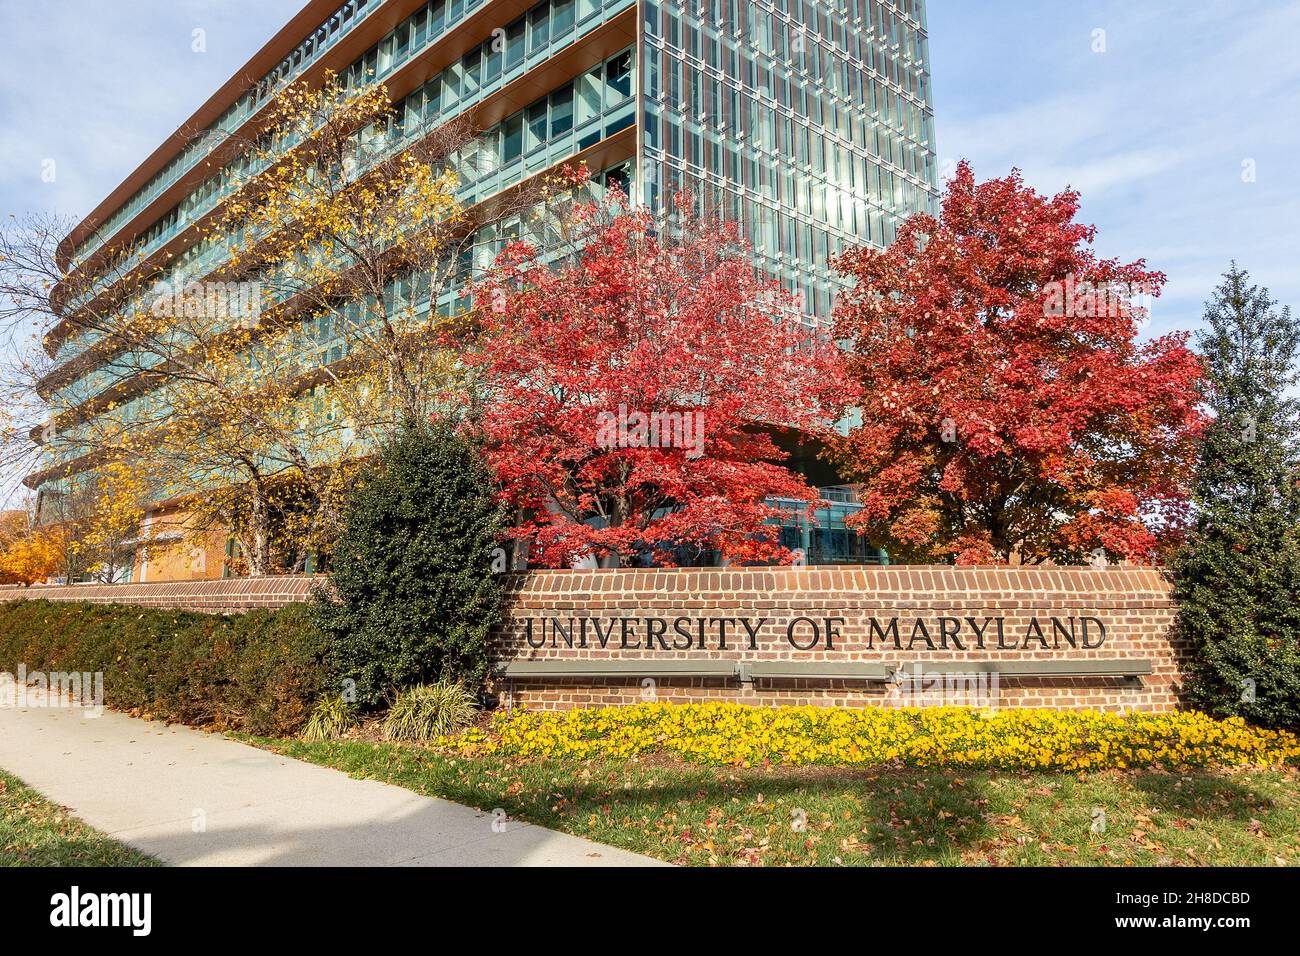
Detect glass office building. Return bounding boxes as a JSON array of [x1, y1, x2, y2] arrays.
[[641, 0, 937, 322], [33, 0, 936, 577]]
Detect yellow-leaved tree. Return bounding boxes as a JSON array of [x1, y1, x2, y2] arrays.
[[2, 71, 566, 574], [0, 504, 63, 585]]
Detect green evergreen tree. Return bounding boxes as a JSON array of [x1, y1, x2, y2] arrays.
[[1173, 263, 1300, 727], [314, 420, 506, 706]]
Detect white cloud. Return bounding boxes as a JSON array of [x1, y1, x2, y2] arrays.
[[928, 0, 1300, 338]]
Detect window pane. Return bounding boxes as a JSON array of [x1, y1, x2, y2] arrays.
[[528, 7, 550, 54], [526, 102, 547, 152], [445, 60, 463, 107], [424, 76, 442, 119], [503, 114, 523, 161], [505, 21, 525, 70], [462, 50, 480, 98], [550, 82, 574, 136], [552, 0, 575, 34], [483, 36, 502, 81], [576, 70, 601, 123], [606, 50, 632, 101]]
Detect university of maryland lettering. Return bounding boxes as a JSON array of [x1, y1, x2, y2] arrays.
[[521, 614, 1108, 652]]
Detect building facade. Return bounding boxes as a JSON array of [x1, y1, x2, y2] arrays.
[[32, 0, 937, 580]]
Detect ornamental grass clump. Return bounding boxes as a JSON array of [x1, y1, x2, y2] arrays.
[[302, 695, 359, 742], [435, 703, 1300, 772], [383, 682, 478, 742]]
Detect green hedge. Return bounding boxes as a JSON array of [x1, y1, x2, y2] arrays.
[[0, 600, 329, 735]]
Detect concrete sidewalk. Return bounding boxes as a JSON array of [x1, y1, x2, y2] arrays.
[[0, 690, 664, 867]]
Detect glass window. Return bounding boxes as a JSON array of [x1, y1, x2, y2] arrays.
[[605, 111, 634, 137], [505, 21, 525, 71], [526, 101, 547, 152], [462, 49, 481, 98], [576, 69, 601, 124], [445, 60, 463, 108], [552, 0, 575, 35], [528, 6, 550, 55], [476, 128, 500, 175], [550, 82, 574, 136], [604, 163, 630, 194], [424, 75, 442, 119], [502, 114, 523, 162], [395, 18, 410, 60], [606, 50, 632, 102], [483, 34, 502, 81]]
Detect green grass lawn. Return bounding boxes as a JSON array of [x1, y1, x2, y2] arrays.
[[259, 737, 1300, 866], [0, 769, 160, 867]]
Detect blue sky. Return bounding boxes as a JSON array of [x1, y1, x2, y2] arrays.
[[0, 0, 303, 225], [928, 0, 1300, 340], [0, 0, 1296, 342]]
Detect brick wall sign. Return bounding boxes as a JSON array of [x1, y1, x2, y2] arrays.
[[2, 565, 1189, 714], [493, 565, 1188, 713]]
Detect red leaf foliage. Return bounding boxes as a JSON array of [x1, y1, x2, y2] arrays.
[[467, 191, 846, 568], [829, 162, 1207, 565]]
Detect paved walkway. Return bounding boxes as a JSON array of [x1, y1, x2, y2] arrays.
[[0, 690, 663, 867]]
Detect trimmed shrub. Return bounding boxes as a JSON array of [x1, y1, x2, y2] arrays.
[[382, 681, 477, 741], [0, 599, 329, 735], [219, 604, 334, 734], [314, 421, 505, 706]]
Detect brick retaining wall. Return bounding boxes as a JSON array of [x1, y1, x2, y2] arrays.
[[0, 577, 320, 614], [1, 566, 1188, 713]]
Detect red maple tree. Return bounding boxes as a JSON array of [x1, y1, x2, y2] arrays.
[[467, 191, 845, 568], [829, 161, 1206, 565]]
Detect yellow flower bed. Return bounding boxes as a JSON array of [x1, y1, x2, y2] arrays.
[[437, 703, 1300, 771]]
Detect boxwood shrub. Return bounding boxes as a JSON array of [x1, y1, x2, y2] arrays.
[[0, 599, 328, 735]]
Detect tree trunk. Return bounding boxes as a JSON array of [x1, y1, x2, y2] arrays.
[[244, 488, 272, 576]]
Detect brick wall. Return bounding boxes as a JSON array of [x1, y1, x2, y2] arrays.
[[1, 565, 1189, 713], [0, 576, 320, 614], [494, 565, 1187, 713]]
